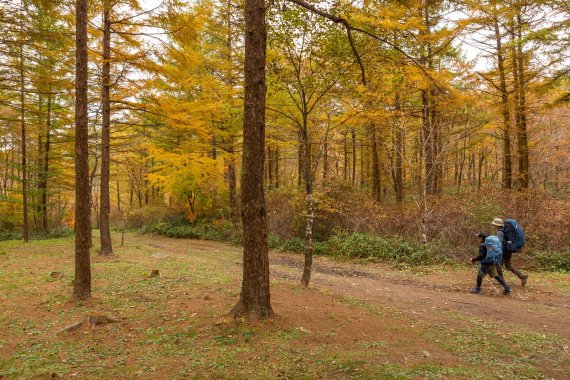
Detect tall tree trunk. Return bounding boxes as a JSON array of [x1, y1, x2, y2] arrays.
[[116, 180, 121, 212], [99, 1, 113, 255], [19, 32, 29, 242], [231, 0, 272, 319], [343, 132, 348, 181], [430, 89, 441, 194], [493, 16, 512, 189], [74, 0, 92, 300], [38, 95, 51, 232], [228, 141, 238, 223], [273, 147, 278, 188], [351, 128, 356, 185], [267, 145, 273, 189], [360, 137, 364, 187], [301, 117, 313, 287], [371, 123, 381, 202], [421, 90, 434, 195], [515, 11, 529, 189], [323, 141, 328, 183], [297, 132, 303, 186], [394, 92, 404, 203], [36, 95, 44, 232]]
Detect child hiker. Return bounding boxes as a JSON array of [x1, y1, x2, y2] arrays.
[[470, 232, 511, 295]]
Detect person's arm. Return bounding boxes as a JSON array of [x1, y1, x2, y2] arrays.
[[497, 229, 505, 243], [472, 244, 485, 262], [497, 229, 506, 251]]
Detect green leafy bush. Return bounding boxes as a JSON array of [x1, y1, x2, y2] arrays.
[[268, 235, 305, 253], [0, 227, 73, 241], [0, 231, 20, 241], [533, 250, 570, 272], [144, 219, 241, 244], [326, 232, 447, 266], [268, 232, 450, 266]]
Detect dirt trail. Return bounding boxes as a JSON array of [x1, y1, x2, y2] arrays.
[[270, 256, 570, 340], [146, 235, 570, 341]]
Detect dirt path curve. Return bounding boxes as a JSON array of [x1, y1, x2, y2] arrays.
[[269, 255, 570, 341], [145, 235, 570, 341]]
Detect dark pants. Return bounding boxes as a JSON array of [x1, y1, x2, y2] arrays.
[[475, 262, 509, 291], [497, 251, 527, 280]]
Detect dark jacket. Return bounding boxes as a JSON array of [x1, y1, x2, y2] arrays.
[[472, 242, 487, 263]]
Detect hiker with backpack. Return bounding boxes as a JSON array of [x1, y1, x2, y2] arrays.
[[470, 232, 511, 295], [491, 218, 529, 286]]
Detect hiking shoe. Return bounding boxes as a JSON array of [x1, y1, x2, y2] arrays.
[[521, 275, 528, 287], [503, 287, 511, 295], [469, 287, 481, 294]]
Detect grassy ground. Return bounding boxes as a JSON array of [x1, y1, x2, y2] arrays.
[[0, 232, 568, 379]]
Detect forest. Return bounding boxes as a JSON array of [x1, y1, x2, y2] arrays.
[[0, 0, 569, 378]]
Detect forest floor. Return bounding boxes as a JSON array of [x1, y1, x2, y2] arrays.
[[0, 232, 569, 379]]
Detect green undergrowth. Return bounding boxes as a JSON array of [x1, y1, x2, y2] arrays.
[[0, 227, 74, 242], [531, 250, 570, 273], [269, 232, 455, 267], [142, 217, 569, 272], [141, 219, 241, 244]]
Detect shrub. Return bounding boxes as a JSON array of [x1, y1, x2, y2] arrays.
[[266, 186, 570, 254], [326, 233, 447, 266], [0, 231, 20, 241], [144, 219, 241, 244], [532, 251, 570, 273], [124, 207, 183, 229], [268, 232, 451, 267], [268, 234, 305, 253]]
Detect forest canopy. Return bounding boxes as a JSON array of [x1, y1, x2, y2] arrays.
[[0, 0, 568, 249]]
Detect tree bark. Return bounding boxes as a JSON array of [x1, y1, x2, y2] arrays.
[[38, 94, 51, 232], [273, 146, 278, 188], [99, 1, 113, 255], [515, 11, 529, 188], [74, 0, 92, 300], [19, 30, 29, 242], [231, 0, 272, 319], [343, 131, 348, 181], [371, 123, 381, 202], [394, 92, 404, 203], [493, 16, 512, 189], [300, 119, 313, 287], [228, 141, 238, 223], [323, 141, 328, 183], [351, 128, 356, 185], [116, 180, 121, 212]]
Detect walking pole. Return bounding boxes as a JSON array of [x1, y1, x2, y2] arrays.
[[485, 274, 500, 295]]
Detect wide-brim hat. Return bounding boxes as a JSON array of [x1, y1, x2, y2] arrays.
[[491, 218, 504, 227]]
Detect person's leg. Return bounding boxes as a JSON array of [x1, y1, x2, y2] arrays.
[[470, 276, 483, 294], [504, 251, 528, 285], [496, 262, 504, 277], [494, 275, 511, 295], [471, 263, 488, 294]]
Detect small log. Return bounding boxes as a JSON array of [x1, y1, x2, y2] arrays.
[[58, 320, 84, 334], [87, 313, 120, 329]]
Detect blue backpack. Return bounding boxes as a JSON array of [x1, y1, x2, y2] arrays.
[[483, 235, 503, 264], [503, 219, 526, 253]]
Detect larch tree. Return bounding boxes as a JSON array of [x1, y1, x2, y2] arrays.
[[231, 0, 273, 319], [99, 0, 113, 255], [74, 0, 92, 300]]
